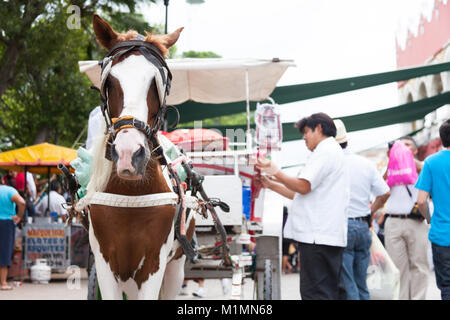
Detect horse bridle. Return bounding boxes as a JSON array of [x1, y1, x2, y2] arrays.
[[94, 38, 178, 161]]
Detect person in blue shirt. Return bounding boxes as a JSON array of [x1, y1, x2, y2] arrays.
[[416, 119, 450, 300], [0, 173, 26, 291]]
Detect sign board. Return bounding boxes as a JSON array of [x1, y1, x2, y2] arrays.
[[23, 222, 71, 269]]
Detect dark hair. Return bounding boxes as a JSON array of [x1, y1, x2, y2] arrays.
[[399, 135, 417, 149], [50, 180, 61, 192], [0, 173, 3, 183], [439, 119, 450, 148], [294, 112, 336, 137], [339, 142, 348, 149], [388, 141, 395, 150]]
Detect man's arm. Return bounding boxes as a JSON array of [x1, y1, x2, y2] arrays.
[[371, 192, 390, 215], [11, 193, 26, 222], [258, 176, 296, 200], [255, 158, 312, 195], [273, 170, 311, 195], [417, 190, 431, 224]]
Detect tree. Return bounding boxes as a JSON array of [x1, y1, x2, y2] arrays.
[[0, 1, 159, 95], [0, 0, 160, 149], [182, 50, 221, 58]]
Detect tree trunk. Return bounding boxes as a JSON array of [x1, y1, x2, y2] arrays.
[[34, 126, 52, 145], [0, 40, 22, 97]]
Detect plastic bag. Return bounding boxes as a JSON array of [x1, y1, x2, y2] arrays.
[[366, 229, 400, 300], [386, 140, 418, 187]]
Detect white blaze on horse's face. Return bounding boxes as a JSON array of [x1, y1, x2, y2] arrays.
[[110, 54, 156, 179]]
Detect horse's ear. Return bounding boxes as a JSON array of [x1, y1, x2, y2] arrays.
[[160, 27, 184, 49], [93, 14, 119, 50]]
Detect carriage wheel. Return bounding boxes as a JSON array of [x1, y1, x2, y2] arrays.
[[87, 249, 101, 300], [263, 259, 272, 300], [87, 261, 100, 300]]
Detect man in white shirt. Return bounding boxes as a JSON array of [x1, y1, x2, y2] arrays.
[[256, 112, 349, 300], [334, 119, 390, 300], [35, 180, 67, 219], [384, 136, 429, 300]]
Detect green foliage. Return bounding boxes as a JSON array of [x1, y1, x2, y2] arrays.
[[178, 111, 253, 128], [0, 0, 157, 151], [0, 0, 233, 151], [181, 50, 221, 58]]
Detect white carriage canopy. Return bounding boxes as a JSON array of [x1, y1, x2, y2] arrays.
[[79, 58, 295, 105]]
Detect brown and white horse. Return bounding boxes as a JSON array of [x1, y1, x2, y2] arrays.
[[86, 15, 195, 300]]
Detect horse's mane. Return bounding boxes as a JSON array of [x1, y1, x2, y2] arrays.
[[117, 30, 169, 57], [85, 120, 112, 197]]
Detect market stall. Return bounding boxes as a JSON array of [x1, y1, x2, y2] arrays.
[[0, 143, 87, 278]]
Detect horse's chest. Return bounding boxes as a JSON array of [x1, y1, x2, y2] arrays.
[[89, 204, 175, 287]]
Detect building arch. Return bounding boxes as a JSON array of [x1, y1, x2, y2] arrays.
[[443, 46, 450, 91], [430, 73, 444, 96], [418, 81, 428, 99]]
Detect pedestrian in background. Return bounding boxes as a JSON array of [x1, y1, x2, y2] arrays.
[[282, 206, 294, 274], [256, 112, 349, 300], [35, 180, 67, 219], [334, 119, 390, 300], [416, 119, 450, 300], [0, 173, 25, 291], [384, 136, 429, 300]]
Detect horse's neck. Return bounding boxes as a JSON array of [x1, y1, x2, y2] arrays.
[[104, 158, 171, 196]]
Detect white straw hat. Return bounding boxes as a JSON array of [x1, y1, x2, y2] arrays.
[[334, 119, 348, 144]]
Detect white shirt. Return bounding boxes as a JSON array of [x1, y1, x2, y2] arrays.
[[385, 184, 417, 215], [284, 137, 349, 247], [344, 150, 390, 218], [26, 172, 37, 201], [35, 191, 68, 216], [86, 106, 103, 151]]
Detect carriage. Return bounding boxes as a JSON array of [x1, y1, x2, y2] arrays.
[[68, 15, 295, 300]]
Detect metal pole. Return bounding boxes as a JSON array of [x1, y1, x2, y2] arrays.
[[245, 69, 252, 150], [46, 167, 50, 217], [164, 0, 169, 34], [24, 166, 28, 224]]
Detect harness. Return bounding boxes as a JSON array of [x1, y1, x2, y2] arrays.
[[95, 39, 178, 161], [79, 39, 230, 265]]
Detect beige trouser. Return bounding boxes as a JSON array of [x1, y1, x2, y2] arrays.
[[385, 217, 430, 300]]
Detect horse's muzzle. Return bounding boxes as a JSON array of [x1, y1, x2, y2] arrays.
[[112, 144, 149, 180]]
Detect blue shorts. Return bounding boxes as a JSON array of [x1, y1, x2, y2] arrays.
[[0, 219, 15, 267]]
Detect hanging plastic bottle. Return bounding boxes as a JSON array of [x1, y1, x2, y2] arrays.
[[254, 98, 282, 151]]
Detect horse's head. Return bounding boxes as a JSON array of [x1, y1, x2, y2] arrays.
[[93, 14, 182, 180]]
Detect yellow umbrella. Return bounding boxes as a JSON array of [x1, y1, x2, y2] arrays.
[[0, 143, 77, 174]]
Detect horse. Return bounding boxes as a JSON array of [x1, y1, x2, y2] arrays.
[[85, 14, 196, 300]]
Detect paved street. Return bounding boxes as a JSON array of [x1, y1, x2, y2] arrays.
[[0, 268, 441, 300]]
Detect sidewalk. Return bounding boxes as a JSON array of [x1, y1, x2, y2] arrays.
[[0, 268, 441, 300]]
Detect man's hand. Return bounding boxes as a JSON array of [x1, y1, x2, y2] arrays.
[[255, 174, 274, 189], [255, 158, 280, 176], [12, 215, 21, 225]]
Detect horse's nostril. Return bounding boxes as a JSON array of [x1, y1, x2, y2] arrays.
[[121, 169, 132, 176], [133, 146, 146, 162], [132, 146, 148, 174]]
